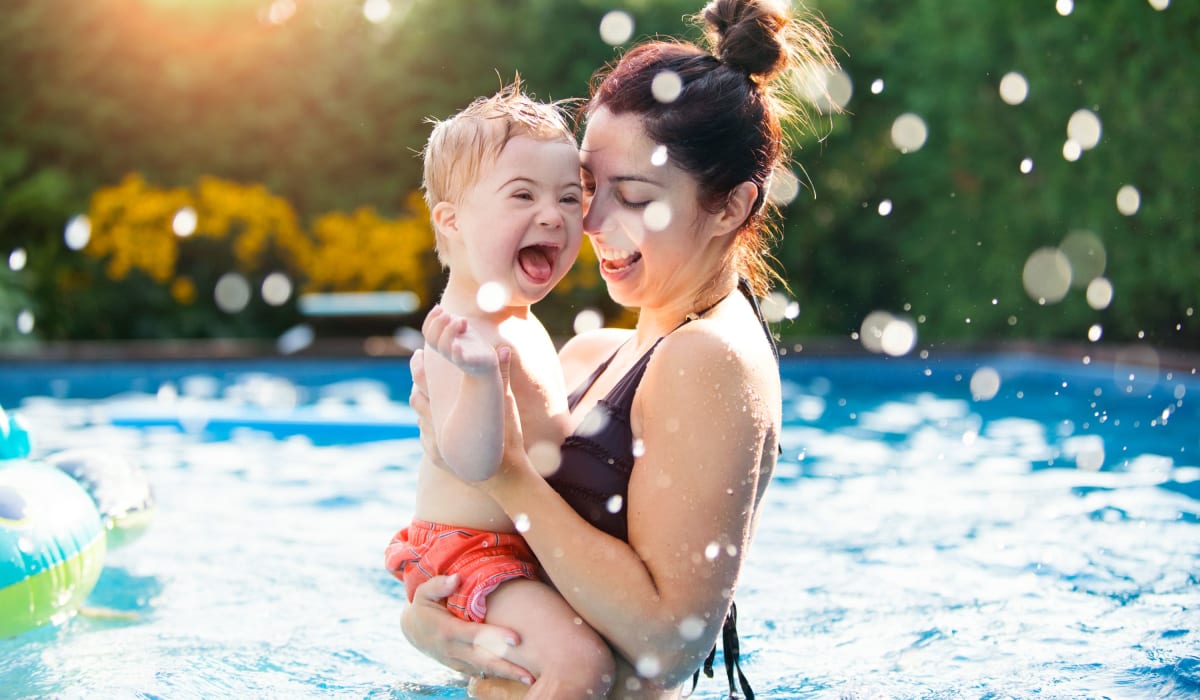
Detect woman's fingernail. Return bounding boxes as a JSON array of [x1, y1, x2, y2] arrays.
[[506, 637, 518, 646], [521, 676, 532, 685]]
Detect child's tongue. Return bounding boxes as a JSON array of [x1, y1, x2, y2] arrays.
[[518, 245, 554, 285]]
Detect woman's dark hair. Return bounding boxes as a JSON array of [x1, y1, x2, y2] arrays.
[[588, 0, 836, 297]]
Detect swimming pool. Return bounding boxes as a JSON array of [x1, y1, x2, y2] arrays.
[[0, 351, 1196, 698]]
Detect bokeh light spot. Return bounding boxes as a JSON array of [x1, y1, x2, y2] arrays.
[[651, 70, 683, 103], [606, 494, 623, 514], [529, 441, 563, 477], [1067, 109, 1102, 150], [878, 199, 893, 216], [766, 167, 800, 207], [678, 616, 705, 641], [650, 145, 668, 167], [599, 10, 634, 46], [870, 79, 885, 95], [760, 292, 790, 323], [16, 310, 35, 335], [999, 72, 1029, 105], [1056, 0, 1074, 16], [276, 323, 315, 355], [970, 367, 1001, 401], [214, 272, 252, 314], [1059, 230, 1106, 286], [64, 214, 91, 251], [1062, 139, 1082, 161], [1020, 158, 1034, 174], [261, 272, 293, 306], [8, 248, 27, 272], [573, 308, 604, 335], [880, 317, 917, 357], [476, 281, 511, 313], [513, 513, 531, 533], [1022, 248, 1072, 304], [1116, 185, 1141, 215], [172, 207, 198, 237], [363, 0, 391, 23], [1086, 277, 1114, 310], [1148, 0, 1169, 10], [643, 201, 672, 231], [891, 113, 928, 153], [1088, 324, 1103, 342]]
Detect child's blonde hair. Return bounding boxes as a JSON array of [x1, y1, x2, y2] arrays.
[[421, 80, 576, 263]]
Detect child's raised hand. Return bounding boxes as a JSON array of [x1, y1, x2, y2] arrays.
[[421, 305, 499, 376]]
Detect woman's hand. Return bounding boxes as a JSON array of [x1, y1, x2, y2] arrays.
[[400, 575, 533, 686]]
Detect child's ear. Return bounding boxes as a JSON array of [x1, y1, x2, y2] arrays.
[[431, 201, 458, 238]]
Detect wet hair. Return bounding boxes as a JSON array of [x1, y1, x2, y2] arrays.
[[587, 0, 837, 297], [422, 79, 576, 263]]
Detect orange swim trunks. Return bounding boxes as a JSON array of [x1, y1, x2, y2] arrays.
[[384, 518, 538, 622]]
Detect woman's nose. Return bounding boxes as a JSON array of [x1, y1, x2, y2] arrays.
[[582, 198, 603, 236]]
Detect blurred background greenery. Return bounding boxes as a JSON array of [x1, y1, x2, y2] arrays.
[[0, 0, 1196, 354]]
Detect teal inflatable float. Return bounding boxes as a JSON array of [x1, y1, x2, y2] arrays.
[[0, 405, 155, 638]]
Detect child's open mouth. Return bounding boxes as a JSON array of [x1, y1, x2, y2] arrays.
[[518, 244, 559, 285]]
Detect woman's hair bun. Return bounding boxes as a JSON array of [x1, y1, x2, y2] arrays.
[[702, 0, 789, 80]]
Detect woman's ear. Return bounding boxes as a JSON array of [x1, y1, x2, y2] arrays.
[[431, 201, 458, 239], [713, 181, 759, 237]]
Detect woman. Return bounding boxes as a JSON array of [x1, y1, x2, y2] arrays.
[[403, 0, 836, 696]]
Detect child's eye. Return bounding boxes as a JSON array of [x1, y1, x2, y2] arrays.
[[561, 194, 581, 205]]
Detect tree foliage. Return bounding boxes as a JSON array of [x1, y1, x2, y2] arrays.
[[0, 0, 1195, 348]]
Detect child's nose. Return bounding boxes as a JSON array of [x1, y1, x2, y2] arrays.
[[537, 204, 563, 228]]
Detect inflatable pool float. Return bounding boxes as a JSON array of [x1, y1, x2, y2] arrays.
[[0, 461, 106, 638], [0, 405, 156, 638]]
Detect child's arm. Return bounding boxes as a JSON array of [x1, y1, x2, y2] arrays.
[[420, 305, 505, 482]]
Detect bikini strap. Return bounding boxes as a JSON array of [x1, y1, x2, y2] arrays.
[[687, 602, 755, 699]]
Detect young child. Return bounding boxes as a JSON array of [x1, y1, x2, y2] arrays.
[[384, 83, 614, 698]]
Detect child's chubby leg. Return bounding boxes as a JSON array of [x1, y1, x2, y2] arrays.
[[483, 578, 616, 700]]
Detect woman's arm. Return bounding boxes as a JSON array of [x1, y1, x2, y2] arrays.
[[485, 328, 776, 687]]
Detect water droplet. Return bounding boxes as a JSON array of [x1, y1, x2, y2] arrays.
[[1088, 324, 1103, 342], [631, 438, 645, 458], [573, 308, 604, 335], [678, 616, 705, 641], [651, 70, 683, 103], [870, 78, 885, 95], [650, 145, 668, 167], [172, 206, 198, 237], [8, 248, 27, 271], [1020, 158, 1034, 174], [1056, 0, 1074, 16], [704, 542, 720, 561], [635, 654, 662, 678], [970, 367, 1001, 401], [890, 113, 928, 153], [599, 10, 634, 45], [877, 199, 893, 216], [999, 72, 1029, 105], [476, 281, 511, 313], [1148, 0, 1169, 10], [64, 214, 91, 251], [643, 201, 672, 231], [606, 494, 623, 514], [1059, 230, 1106, 286], [529, 441, 563, 477], [513, 513, 531, 533]]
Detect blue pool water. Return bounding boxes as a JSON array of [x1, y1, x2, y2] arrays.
[[0, 351, 1197, 699]]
